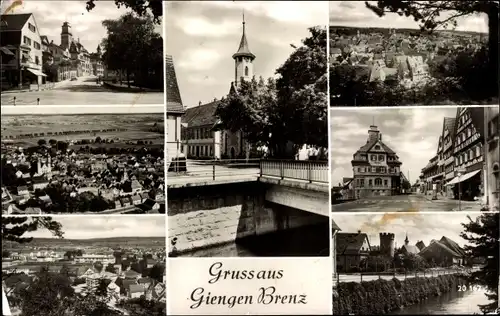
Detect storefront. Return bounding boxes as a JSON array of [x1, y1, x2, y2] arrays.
[[446, 163, 483, 201]]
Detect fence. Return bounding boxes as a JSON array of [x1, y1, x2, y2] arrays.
[[168, 158, 260, 181], [334, 267, 473, 285], [260, 159, 328, 184]]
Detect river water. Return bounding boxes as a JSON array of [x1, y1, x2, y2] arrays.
[[177, 223, 330, 257], [390, 288, 491, 315]]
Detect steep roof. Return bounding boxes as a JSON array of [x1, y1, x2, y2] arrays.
[[402, 244, 419, 254], [336, 232, 370, 255], [419, 237, 464, 258], [232, 18, 255, 60], [0, 14, 31, 31], [182, 101, 220, 128], [443, 117, 457, 138], [165, 55, 185, 114], [439, 236, 466, 257]]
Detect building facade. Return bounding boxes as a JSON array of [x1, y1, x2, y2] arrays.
[[351, 125, 403, 198], [484, 107, 499, 210], [422, 108, 487, 201], [1, 13, 46, 90]]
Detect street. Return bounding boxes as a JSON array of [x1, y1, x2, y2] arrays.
[[332, 194, 483, 212], [1, 76, 163, 105]]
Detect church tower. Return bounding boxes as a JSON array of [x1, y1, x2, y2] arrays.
[[61, 22, 72, 50], [232, 12, 255, 87]]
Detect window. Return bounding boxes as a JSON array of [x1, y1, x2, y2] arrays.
[[35, 56, 39, 65], [245, 66, 249, 76], [360, 179, 364, 187], [28, 23, 36, 32], [374, 145, 381, 150], [467, 150, 471, 161], [368, 179, 372, 186], [375, 178, 382, 186], [389, 168, 394, 173], [357, 168, 361, 172], [384, 180, 388, 186], [34, 41, 41, 50], [371, 167, 376, 172], [378, 154, 384, 161], [371, 155, 377, 161], [23, 36, 31, 46]]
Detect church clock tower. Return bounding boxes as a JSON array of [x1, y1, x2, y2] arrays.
[[232, 13, 255, 87]]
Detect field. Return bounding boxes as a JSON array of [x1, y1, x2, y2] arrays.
[[3, 237, 166, 250], [1, 114, 164, 145]]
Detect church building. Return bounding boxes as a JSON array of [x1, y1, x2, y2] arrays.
[[181, 15, 255, 159]]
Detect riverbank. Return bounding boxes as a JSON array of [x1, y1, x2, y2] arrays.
[[332, 274, 468, 315]]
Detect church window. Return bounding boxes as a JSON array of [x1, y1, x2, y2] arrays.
[[245, 66, 249, 76]]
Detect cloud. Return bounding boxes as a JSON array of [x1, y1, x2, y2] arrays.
[[329, 1, 488, 33], [330, 107, 458, 185], [166, 1, 327, 107], [25, 216, 165, 239], [178, 48, 223, 71], [333, 212, 483, 248], [3, 1, 163, 56]]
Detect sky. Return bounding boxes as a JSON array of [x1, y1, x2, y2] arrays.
[[166, 1, 328, 107], [1, 105, 164, 115], [330, 1, 488, 33], [333, 212, 483, 248], [21, 216, 165, 239], [0, 0, 163, 54], [330, 107, 459, 186]]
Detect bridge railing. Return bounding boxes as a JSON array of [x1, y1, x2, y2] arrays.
[[167, 157, 260, 181], [260, 159, 328, 184]]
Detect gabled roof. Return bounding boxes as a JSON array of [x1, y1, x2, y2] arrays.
[[182, 101, 220, 127], [166, 55, 185, 114], [439, 236, 465, 257], [356, 138, 395, 155], [442, 117, 457, 138], [0, 14, 31, 31], [336, 232, 370, 255], [402, 244, 419, 254]]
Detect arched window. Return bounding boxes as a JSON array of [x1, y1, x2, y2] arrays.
[[245, 66, 249, 76], [375, 178, 382, 186]]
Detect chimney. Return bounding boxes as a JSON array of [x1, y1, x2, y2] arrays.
[[379, 133, 382, 141], [357, 230, 361, 234], [198, 101, 202, 106], [367, 125, 380, 143]]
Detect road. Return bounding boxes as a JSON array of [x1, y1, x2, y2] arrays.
[[332, 194, 482, 212], [1, 76, 163, 105], [167, 160, 260, 186]]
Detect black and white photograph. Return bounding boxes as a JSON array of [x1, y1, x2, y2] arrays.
[[1, 106, 165, 215], [331, 212, 499, 315], [329, 1, 498, 107], [331, 106, 500, 213], [166, 0, 329, 257], [1, 215, 166, 316], [0, 0, 164, 105]]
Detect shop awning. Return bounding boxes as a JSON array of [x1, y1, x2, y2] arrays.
[[27, 69, 47, 77], [0, 47, 14, 55], [446, 169, 481, 186]]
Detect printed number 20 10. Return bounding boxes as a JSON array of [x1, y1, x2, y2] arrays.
[[458, 285, 482, 291]]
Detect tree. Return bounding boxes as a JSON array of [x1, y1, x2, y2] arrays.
[[86, 0, 162, 23], [37, 139, 47, 146], [49, 139, 57, 146], [274, 26, 328, 157], [401, 253, 428, 271], [215, 77, 275, 149], [95, 136, 102, 144], [365, 1, 498, 101], [2, 216, 64, 243], [101, 13, 162, 88], [460, 212, 499, 313]]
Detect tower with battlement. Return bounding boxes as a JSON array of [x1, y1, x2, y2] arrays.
[[379, 232, 395, 258]]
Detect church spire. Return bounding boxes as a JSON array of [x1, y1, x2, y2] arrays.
[[232, 10, 255, 60], [404, 233, 409, 245]]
